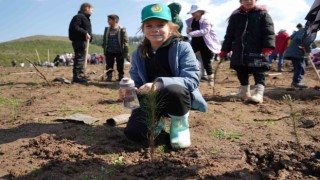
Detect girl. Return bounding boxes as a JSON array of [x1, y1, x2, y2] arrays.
[[219, 0, 275, 103], [119, 3, 207, 149], [186, 4, 221, 87]]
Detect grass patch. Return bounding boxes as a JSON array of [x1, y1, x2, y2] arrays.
[[258, 120, 277, 125], [212, 129, 242, 140]]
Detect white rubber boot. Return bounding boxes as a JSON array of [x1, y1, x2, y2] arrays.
[[169, 112, 191, 149], [229, 85, 251, 99], [248, 84, 264, 103]]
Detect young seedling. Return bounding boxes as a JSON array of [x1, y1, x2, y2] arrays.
[[282, 94, 302, 152], [140, 83, 164, 162]]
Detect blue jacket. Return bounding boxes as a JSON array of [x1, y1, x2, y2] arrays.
[[130, 40, 208, 112], [284, 28, 311, 59]]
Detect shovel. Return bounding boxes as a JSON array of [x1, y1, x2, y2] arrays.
[[84, 38, 90, 75]]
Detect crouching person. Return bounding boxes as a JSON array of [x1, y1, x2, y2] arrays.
[[118, 3, 207, 149]]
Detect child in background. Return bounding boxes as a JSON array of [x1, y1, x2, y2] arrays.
[[119, 3, 207, 149], [186, 4, 221, 87], [284, 27, 311, 89], [219, 0, 275, 103], [268, 29, 290, 72], [102, 14, 129, 81]]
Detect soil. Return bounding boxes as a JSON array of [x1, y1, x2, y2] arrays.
[[0, 61, 319, 180]]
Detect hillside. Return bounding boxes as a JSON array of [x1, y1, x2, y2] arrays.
[[0, 35, 103, 66], [11, 35, 71, 43]]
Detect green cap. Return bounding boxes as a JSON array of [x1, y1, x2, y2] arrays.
[[141, 3, 172, 23]]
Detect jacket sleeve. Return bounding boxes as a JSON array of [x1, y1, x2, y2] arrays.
[[156, 42, 200, 92], [122, 27, 129, 58], [261, 12, 275, 49], [188, 17, 212, 37], [221, 15, 235, 53], [129, 50, 144, 88], [73, 15, 88, 38], [102, 27, 107, 51]]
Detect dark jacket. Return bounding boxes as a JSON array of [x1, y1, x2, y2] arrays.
[[284, 28, 311, 59], [221, 6, 275, 67], [102, 26, 129, 58], [68, 11, 92, 42], [168, 2, 183, 33]]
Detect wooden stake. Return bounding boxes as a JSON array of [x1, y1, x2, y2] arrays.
[[35, 49, 41, 64], [84, 39, 90, 75], [25, 58, 51, 86], [47, 49, 50, 62], [308, 57, 320, 84]]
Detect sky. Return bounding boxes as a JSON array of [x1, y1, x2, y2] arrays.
[[0, 0, 316, 43]]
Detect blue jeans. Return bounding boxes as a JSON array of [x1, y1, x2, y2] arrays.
[[268, 52, 284, 68], [291, 58, 305, 83]]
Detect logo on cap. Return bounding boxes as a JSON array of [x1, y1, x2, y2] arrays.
[[151, 4, 162, 12]]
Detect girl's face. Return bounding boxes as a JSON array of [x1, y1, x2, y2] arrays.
[[241, 0, 256, 9], [143, 18, 171, 49], [191, 11, 204, 21]]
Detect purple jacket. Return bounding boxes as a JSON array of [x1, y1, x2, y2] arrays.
[[186, 15, 221, 53]]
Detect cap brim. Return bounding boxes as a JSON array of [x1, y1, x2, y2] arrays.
[[187, 9, 206, 14], [142, 16, 170, 23]]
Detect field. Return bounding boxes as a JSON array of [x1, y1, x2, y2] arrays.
[[0, 61, 320, 179]]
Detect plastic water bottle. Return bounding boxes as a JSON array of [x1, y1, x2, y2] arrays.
[[119, 77, 140, 110]]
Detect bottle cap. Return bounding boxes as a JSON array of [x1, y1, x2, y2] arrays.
[[119, 77, 135, 88]]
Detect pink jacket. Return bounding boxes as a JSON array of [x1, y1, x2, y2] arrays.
[[186, 15, 221, 54]]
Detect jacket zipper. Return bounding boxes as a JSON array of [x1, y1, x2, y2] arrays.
[[241, 13, 249, 65]]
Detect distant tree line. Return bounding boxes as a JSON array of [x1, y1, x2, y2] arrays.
[[91, 34, 143, 47]]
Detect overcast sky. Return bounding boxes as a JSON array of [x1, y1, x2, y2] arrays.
[[0, 0, 315, 43]]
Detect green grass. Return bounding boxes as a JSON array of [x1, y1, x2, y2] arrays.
[[0, 97, 20, 106], [212, 129, 242, 140]]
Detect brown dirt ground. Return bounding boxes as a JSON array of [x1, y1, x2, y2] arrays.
[[0, 61, 320, 180]]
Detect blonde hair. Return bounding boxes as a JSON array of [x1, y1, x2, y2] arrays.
[[138, 21, 182, 59]]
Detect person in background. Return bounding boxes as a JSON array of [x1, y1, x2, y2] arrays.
[[120, 3, 207, 149], [186, 4, 221, 87], [219, 0, 275, 103], [284, 26, 311, 89], [268, 29, 289, 72], [168, 2, 183, 33], [102, 14, 129, 82], [68, 2, 93, 84]]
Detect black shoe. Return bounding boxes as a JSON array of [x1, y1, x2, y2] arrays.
[[106, 76, 112, 82], [291, 82, 308, 89], [73, 77, 88, 84], [201, 76, 208, 80]]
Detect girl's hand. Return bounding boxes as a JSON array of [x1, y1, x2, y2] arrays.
[[138, 82, 163, 94], [138, 83, 153, 94]]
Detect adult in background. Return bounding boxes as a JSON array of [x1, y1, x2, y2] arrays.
[[68, 2, 93, 84], [168, 2, 183, 33], [268, 29, 289, 72], [186, 4, 221, 87], [102, 14, 129, 82], [219, 0, 275, 103]]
